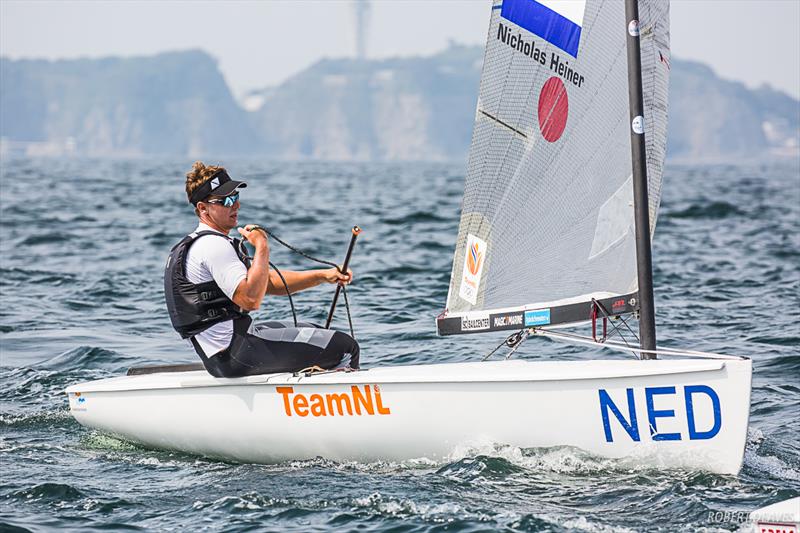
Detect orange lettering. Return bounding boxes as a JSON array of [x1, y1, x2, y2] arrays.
[[375, 385, 391, 415], [309, 394, 327, 417], [326, 392, 354, 416], [276, 386, 294, 416], [293, 394, 309, 417], [351, 385, 374, 415], [278, 385, 390, 417]]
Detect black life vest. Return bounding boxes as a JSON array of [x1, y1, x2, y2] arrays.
[[164, 230, 250, 339]]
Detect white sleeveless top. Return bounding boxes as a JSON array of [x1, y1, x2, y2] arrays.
[[184, 223, 247, 356]]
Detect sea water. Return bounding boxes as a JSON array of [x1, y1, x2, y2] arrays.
[[1, 158, 798, 532]]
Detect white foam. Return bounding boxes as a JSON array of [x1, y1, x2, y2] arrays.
[[743, 426, 800, 480], [352, 492, 464, 519]]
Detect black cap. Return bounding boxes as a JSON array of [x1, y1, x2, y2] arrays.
[[189, 169, 247, 206]]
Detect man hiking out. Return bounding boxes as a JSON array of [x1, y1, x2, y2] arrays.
[[164, 161, 360, 377]]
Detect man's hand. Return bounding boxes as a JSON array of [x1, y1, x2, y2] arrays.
[[232, 225, 270, 311], [323, 267, 353, 286], [238, 225, 268, 248]]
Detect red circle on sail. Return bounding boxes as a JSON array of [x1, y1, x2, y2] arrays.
[[537, 77, 569, 142]]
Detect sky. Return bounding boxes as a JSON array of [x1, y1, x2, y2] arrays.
[[1, 0, 799, 100]]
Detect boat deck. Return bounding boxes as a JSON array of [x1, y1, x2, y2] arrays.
[[66, 359, 726, 393]]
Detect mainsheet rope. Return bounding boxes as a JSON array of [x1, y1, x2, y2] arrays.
[[239, 227, 356, 339]]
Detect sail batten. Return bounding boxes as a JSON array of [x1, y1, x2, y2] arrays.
[[439, 0, 670, 336]]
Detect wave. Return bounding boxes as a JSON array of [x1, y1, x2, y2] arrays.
[[743, 427, 800, 482], [667, 201, 745, 219], [416, 240, 451, 251], [81, 277, 137, 301], [16, 233, 82, 246], [382, 211, 450, 225], [8, 483, 84, 503], [436, 454, 526, 482], [758, 354, 800, 374], [0, 521, 34, 533], [35, 346, 132, 372], [441, 441, 633, 477], [0, 367, 82, 404], [5, 482, 139, 519], [0, 347, 129, 403], [146, 230, 183, 247], [351, 491, 466, 521], [770, 248, 800, 260], [0, 267, 77, 285], [374, 264, 432, 276], [746, 335, 800, 348], [191, 493, 292, 513], [283, 214, 320, 225]]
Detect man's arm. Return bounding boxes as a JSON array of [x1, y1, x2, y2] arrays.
[[265, 268, 351, 295], [231, 226, 270, 311]]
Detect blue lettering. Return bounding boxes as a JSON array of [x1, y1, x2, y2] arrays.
[[684, 385, 722, 440], [598, 388, 640, 442], [645, 386, 682, 441]]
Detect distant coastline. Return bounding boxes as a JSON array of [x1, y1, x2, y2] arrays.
[[1, 45, 797, 161]]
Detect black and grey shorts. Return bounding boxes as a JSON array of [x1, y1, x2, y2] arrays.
[[193, 316, 360, 378]]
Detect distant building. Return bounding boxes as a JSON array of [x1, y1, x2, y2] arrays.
[[353, 0, 371, 60]]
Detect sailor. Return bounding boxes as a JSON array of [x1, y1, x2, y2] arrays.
[[164, 161, 360, 377]]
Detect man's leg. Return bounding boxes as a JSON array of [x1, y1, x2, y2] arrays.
[[224, 320, 360, 376]]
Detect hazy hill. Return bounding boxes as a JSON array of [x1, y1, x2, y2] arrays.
[[247, 45, 481, 160], [0, 51, 259, 157], [1, 47, 797, 161], [669, 59, 800, 159]]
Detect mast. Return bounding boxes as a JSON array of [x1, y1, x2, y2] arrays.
[[624, 0, 657, 359]]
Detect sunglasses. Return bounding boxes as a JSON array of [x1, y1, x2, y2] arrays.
[[205, 191, 240, 207]]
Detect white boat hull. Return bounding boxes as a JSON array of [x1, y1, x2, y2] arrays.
[[66, 358, 752, 474]]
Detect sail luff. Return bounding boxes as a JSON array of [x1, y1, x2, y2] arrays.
[[624, 0, 657, 358]]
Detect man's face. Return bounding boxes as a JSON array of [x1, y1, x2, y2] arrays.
[[200, 192, 240, 231]]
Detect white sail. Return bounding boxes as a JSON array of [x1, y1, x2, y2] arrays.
[[440, 0, 669, 335]]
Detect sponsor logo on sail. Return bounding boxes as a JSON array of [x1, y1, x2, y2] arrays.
[[459, 234, 488, 305], [467, 242, 483, 276], [611, 298, 626, 313], [276, 385, 391, 417], [524, 308, 551, 326], [492, 313, 524, 328], [461, 314, 490, 331]]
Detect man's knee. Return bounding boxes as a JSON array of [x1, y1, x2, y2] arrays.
[[331, 331, 360, 369]]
